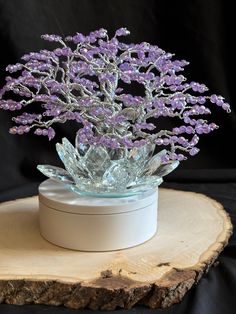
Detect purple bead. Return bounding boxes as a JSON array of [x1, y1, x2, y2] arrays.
[[115, 28, 130, 37], [173, 127, 180, 134], [187, 96, 198, 105], [6, 63, 23, 73], [189, 147, 199, 156], [163, 138, 169, 145], [73, 33, 86, 43], [41, 34, 62, 42], [177, 154, 186, 161], [178, 136, 186, 145], [17, 128, 24, 135], [190, 119, 197, 126], [122, 137, 133, 148], [179, 126, 187, 133], [171, 136, 178, 143], [96, 28, 107, 38], [47, 127, 55, 140], [161, 154, 170, 163], [202, 125, 210, 134], [198, 96, 206, 104], [169, 152, 178, 160], [135, 122, 155, 130], [222, 103, 230, 112], [186, 126, 194, 134], [209, 123, 218, 130], [190, 135, 199, 146], [195, 126, 203, 134], [23, 126, 30, 133], [216, 99, 224, 106], [34, 128, 43, 136], [210, 94, 220, 104], [156, 138, 164, 145], [9, 127, 17, 134], [184, 117, 191, 124]]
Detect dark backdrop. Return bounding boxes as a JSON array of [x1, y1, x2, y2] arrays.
[[0, 0, 236, 192], [0, 2, 236, 314]]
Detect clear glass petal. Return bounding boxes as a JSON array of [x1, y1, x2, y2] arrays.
[[83, 145, 111, 177], [56, 143, 88, 179], [141, 149, 167, 176], [128, 175, 163, 189], [154, 160, 180, 177], [129, 143, 155, 165], [37, 165, 75, 184], [62, 137, 79, 158], [102, 159, 134, 190], [75, 133, 89, 156], [106, 147, 127, 160]]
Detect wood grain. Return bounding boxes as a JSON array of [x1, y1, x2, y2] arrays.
[[0, 188, 232, 310]]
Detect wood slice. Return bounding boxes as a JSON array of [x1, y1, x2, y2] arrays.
[[0, 188, 232, 310]]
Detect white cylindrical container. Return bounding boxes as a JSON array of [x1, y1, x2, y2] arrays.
[[38, 179, 158, 251]]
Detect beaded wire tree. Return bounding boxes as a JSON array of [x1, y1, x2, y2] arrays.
[[0, 28, 230, 197]]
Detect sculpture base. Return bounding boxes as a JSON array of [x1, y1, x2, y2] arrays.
[[38, 179, 158, 251], [0, 189, 232, 309]]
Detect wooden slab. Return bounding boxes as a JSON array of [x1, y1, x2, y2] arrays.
[[0, 188, 232, 310]]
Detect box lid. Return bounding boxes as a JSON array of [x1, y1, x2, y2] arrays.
[[38, 179, 157, 215]]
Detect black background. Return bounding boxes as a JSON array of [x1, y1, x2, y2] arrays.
[[0, 1, 235, 314]]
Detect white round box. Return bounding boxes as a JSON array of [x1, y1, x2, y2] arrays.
[[38, 179, 158, 251]]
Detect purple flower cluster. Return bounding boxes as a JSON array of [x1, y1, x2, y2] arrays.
[[0, 27, 230, 160]]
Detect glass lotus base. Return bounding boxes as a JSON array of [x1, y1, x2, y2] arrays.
[[37, 137, 179, 198], [38, 179, 158, 251]]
